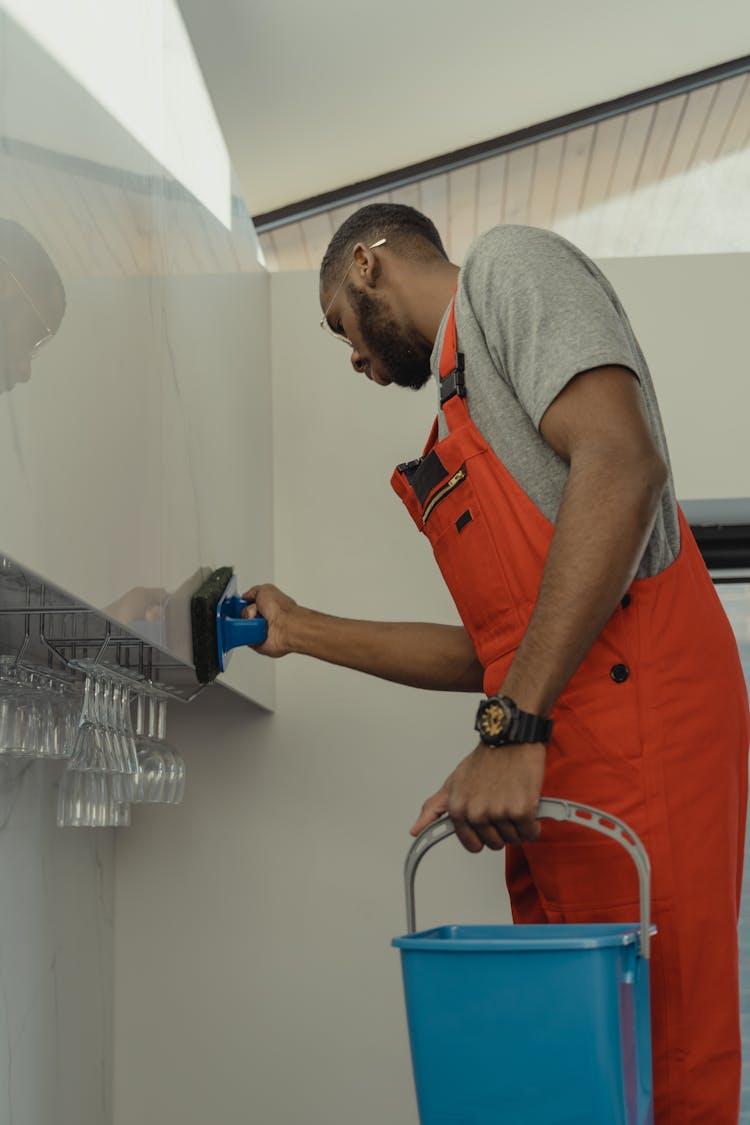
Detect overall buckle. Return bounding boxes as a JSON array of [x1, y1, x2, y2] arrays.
[[440, 353, 466, 405]]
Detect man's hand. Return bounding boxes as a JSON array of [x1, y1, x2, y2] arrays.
[[241, 583, 298, 658], [410, 742, 547, 852]]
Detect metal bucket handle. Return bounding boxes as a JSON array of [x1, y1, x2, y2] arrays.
[[405, 797, 651, 958]]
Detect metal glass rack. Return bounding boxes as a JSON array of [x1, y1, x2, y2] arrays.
[[0, 558, 205, 703]]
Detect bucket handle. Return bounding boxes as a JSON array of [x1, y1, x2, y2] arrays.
[[404, 798, 651, 958]]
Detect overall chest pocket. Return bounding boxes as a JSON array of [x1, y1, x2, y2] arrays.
[[422, 467, 524, 666]]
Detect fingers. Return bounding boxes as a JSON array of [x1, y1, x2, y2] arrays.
[[470, 819, 507, 850], [450, 817, 486, 853], [410, 790, 449, 836], [240, 586, 258, 621], [236, 584, 297, 660], [417, 728, 548, 855], [451, 814, 516, 851], [447, 791, 543, 852], [411, 798, 540, 852], [411, 795, 491, 854], [513, 812, 542, 844]]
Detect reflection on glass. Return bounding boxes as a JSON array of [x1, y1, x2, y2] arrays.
[[0, 219, 65, 393], [0, 12, 271, 690]]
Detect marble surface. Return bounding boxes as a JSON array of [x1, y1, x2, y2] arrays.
[[0, 9, 274, 708], [0, 757, 114, 1125]]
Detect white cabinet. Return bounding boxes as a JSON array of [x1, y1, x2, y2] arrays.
[[0, 7, 273, 707]]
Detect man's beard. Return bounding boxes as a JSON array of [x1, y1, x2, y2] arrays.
[[346, 284, 433, 391]]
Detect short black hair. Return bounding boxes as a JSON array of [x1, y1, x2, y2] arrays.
[[320, 203, 447, 289]]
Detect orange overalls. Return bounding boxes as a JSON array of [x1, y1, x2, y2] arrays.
[[391, 297, 749, 1124]]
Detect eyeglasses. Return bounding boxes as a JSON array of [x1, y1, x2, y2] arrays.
[[0, 255, 55, 354], [319, 238, 386, 346]]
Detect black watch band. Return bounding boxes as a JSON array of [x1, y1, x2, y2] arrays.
[[475, 695, 553, 747], [512, 707, 554, 744]]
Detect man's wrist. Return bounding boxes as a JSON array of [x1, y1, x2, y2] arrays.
[[475, 694, 554, 747], [284, 604, 314, 657]]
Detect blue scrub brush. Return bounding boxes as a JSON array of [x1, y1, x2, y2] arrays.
[[191, 566, 268, 683]]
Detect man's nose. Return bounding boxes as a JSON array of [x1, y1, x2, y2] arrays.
[[350, 349, 368, 376]]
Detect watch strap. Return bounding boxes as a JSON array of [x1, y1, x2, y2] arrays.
[[511, 707, 554, 745]]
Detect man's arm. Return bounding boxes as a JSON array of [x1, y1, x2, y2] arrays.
[[502, 364, 668, 714], [241, 584, 484, 692], [411, 365, 668, 851]]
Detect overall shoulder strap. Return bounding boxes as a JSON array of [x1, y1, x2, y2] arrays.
[[439, 295, 470, 430]]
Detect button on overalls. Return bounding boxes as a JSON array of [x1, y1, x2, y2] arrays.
[[391, 296, 750, 1124]]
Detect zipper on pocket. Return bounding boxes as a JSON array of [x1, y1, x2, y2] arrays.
[[422, 467, 467, 524]]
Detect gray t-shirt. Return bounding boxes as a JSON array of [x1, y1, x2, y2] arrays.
[[431, 225, 680, 578]]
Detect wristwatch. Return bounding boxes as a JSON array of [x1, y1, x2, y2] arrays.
[[474, 695, 553, 747]]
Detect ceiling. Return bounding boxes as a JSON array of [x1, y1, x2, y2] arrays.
[[176, 0, 750, 221], [257, 70, 750, 269]]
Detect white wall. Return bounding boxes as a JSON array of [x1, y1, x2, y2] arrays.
[[0, 760, 114, 1125], [113, 252, 750, 1124], [601, 252, 750, 501], [112, 270, 514, 1125]]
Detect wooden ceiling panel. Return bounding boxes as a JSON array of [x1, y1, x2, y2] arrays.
[[527, 134, 565, 229], [573, 115, 625, 218], [267, 222, 310, 271], [633, 95, 686, 189], [417, 175, 450, 244], [553, 125, 595, 223], [719, 74, 750, 154], [299, 212, 335, 272], [502, 144, 536, 226], [662, 85, 717, 177], [696, 74, 748, 161], [257, 68, 750, 268], [607, 104, 657, 201], [389, 183, 421, 211], [446, 164, 479, 261], [475, 153, 507, 235]]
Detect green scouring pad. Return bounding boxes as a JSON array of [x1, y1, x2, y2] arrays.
[[191, 567, 233, 684], [191, 567, 268, 684]]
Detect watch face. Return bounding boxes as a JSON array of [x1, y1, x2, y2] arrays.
[[478, 697, 512, 743]]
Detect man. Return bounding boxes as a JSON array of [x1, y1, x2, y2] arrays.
[[0, 218, 65, 393], [244, 204, 749, 1123]]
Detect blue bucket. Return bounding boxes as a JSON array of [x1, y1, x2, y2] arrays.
[[392, 799, 654, 1125]]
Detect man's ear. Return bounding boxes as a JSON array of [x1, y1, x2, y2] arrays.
[[352, 242, 382, 288]]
